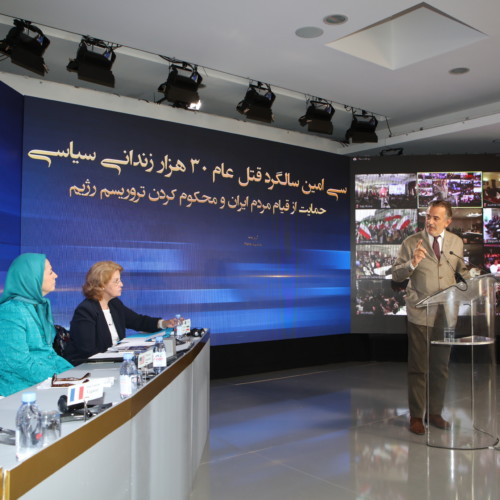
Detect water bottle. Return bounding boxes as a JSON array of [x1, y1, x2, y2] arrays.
[[152, 336, 167, 374], [16, 392, 42, 461], [120, 352, 138, 399], [133, 350, 144, 388], [174, 314, 183, 340]]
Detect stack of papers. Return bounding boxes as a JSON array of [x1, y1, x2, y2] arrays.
[[88, 335, 193, 361]]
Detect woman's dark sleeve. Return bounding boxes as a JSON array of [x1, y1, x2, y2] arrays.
[[119, 300, 162, 333], [69, 302, 100, 358]]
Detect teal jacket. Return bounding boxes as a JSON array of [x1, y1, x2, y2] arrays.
[[0, 299, 73, 397]]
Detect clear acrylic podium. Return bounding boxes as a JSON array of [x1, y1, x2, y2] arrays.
[[417, 274, 498, 449]]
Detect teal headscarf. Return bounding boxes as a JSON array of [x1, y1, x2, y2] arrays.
[[0, 253, 55, 343]]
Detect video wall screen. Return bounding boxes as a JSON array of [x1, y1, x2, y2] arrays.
[[351, 156, 500, 334], [416, 171, 482, 207], [13, 95, 350, 346]]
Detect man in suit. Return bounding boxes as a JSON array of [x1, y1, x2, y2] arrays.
[[392, 200, 469, 435]]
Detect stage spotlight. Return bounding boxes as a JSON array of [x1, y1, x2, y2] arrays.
[[0, 19, 50, 76], [345, 112, 378, 143], [236, 82, 275, 123], [157, 63, 203, 109], [380, 148, 403, 156], [298, 98, 334, 135], [66, 37, 117, 88]]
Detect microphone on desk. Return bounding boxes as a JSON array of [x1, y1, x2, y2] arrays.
[[449, 250, 490, 275], [441, 251, 467, 285]]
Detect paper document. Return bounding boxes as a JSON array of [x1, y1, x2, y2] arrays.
[[87, 338, 194, 361]]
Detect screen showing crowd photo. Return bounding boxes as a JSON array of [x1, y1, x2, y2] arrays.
[[351, 156, 500, 334]]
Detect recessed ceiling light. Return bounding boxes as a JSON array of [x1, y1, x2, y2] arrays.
[[449, 67, 470, 75], [327, 6, 485, 70], [295, 26, 324, 39], [323, 14, 348, 25]]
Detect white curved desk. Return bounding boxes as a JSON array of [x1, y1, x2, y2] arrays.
[[0, 334, 210, 499]]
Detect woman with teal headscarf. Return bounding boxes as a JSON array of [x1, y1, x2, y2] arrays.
[[0, 253, 73, 396]]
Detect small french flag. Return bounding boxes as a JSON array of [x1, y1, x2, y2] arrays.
[[68, 384, 86, 405]]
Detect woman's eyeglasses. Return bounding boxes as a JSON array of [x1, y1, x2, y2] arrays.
[[51, 372, 90, 387]]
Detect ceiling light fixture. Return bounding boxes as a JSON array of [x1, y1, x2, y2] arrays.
[[0, 19, 50, 76], [298, 98, 334, 135], [295, 26, 324, 39], [157, 62, 203, 109], [66, 37, 118, 88], [380, 147, 403, 156], [449, 67, 469, 75], [236, 82, 276, 123], [345, 111, 378, 143], [323, 14, 348, 25]]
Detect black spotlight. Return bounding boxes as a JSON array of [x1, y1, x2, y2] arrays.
[[157, 63, 203, 109], [345, 112, 378, 143], [298, 99, 334, 135], [0, 19, 50, 76], [380, 148, 403, 156], [67, 37, 117, 88], [236, 82, 276, 123]]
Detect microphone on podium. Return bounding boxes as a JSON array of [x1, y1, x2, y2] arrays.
[[449, 250, 490, 275], [441, 251, 467, 284]]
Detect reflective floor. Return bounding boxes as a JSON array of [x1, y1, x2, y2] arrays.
[[190, 361, 500, 500]]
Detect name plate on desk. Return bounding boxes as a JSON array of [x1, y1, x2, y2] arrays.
[[68, 380, 104, 405], [137, 349, 153, 369], [164, 336, 176, 358], [178, 318, 191, 336]]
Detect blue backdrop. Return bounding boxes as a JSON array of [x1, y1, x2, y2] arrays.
[[1, 89, 351, 345], [0, 82, 23, 284]]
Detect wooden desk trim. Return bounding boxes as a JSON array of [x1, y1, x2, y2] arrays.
[[3, 335, 209, 499]]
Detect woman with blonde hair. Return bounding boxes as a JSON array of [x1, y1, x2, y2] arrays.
[[68, 261, 177, 364]]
